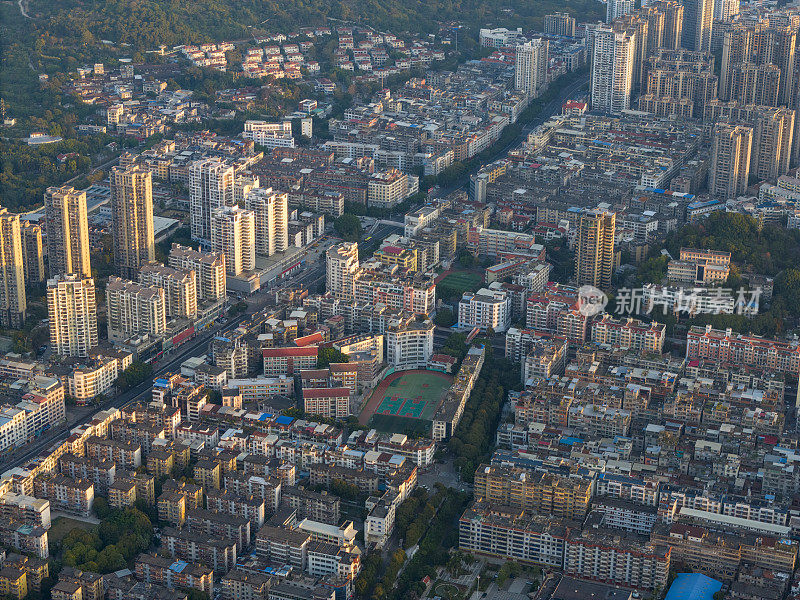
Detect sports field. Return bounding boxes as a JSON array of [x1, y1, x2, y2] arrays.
[[360, 370, 453, 428], [436, 270, 483, 297]]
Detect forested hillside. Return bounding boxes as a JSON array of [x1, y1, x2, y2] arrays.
[[26, 0, 603, 50]]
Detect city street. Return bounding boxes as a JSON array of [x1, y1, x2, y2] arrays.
[[0, 310, 251, 473]]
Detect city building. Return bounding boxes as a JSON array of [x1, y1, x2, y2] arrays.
[[564, 512, 670, 591], [20, 222, 45, 285], [515, 39, 549, 97], [244, 187, 289, 257], [211, 206, 256, 276], [303, 388, 351, 419], [544, 13, 576, 37], [0, 207, 26, 328], [458, 287, 512, 332], [607, 0, 634, 23], [47, 274, 98, 357], [682, 0, 714, 52], [385, 316, 435, 370], [368, 170, 411, 209], [189, 158, 234, 244], [686, 324, 800, 376], [591, 27, 635, 114], [326, 242, 359, 301], [709, 123, 752, 199], [591, 315, 666, 353], [110, 165, 155, 279], [574, 209, 616, 290], [43, 186, 91, 278], [262, 346, 318, 377], [666, 248, 731, 285], [139, 264, 198, 320], [105, 277, 166, 342], [459, 501, 568, 567], [169, 244, 226, 302], [474, 464, 592, 521]]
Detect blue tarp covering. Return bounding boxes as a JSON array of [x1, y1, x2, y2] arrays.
[[665, 573, 722, 600]]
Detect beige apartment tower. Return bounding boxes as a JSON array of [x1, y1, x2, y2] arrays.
[[0, 207, 26, 328], [544, 13, 576, 37], [169, 243, 226, 302], [709, 123, 752, 199], [575, 209, 616, 290], [189, 158, 234, 244], [105, 277, 166, 342], [591, 27, 635, 114], [47, 274, 98, 357], [139, 264, 198, 320], [211, 206, 256, 276], [44, 186, 91, 278], [244, 187, 289, 257], [111, 165, 155, 280], [326, 241, 360, 302], [515, 39, 549, 97], [651, 0, 683, 50]]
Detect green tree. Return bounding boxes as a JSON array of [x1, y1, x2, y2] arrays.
[[434, 308, 456, 327], [334, 214, 363, 241], [115, 360, 153, 392], [317, 347, 350, 368]]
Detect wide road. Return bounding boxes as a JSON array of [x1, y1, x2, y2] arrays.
[[0, 312, 251, 473]]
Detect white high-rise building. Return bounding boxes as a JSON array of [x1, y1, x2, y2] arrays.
[[0, 207, 27, 328], [211, 206, 256, 276], [44, 186, 91, 278], [386, 316, 435, 370], [169, 243, 227, 303], [591, 27, 635, 114], [515, 38, 549, 97], [458, 287, 512, 332], [105, 277, 166, 342], [244, 187, 289, 257], [189, 158, 234, 245], [607, 0, 635, 22], [326, 242, 360, 301], [47, 274, 98, 357]]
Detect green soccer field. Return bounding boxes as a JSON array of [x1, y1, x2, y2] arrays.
[[436, 271, 483, 296], [371, 370, 453, 422]]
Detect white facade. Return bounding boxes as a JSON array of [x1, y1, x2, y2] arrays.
[[68, 352, 133, 401], [138, 264, 198, 319], [110, 165, 155, 279], [458, 288, 512, 332], [607, 0, 635, 22], [189, 158, 235, 244], [47, 274, 98, 357], [242, 120, 295, 148], [326, 242, 360, 301], [385, 317, 434, 370], [211, 206, 256, 276], [105, 277, 167, 342], [244, 187, 289, 257], [169, 243, 227, 302], [591, 27, 635, 114], [515, 39, 549, 97]]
